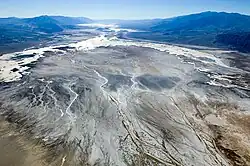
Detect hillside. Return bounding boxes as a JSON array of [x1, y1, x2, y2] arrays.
[[124, 12, 250, 52], [23, 16, 64, 33], [152, 11, 250, 32], [0, 15, 93, 33], [0, 16, 92, 53]]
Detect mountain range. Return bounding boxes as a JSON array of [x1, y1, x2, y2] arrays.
[[121, 12, 250, 52], [0, 11, 250, 53], [0, 16, 93, 53], [0, 15, 92, 33]]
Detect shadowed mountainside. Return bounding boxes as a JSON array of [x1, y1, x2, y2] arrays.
[[122, 12, 250, 52], [0, 15, 93, 53], [1, 12, 250, 53], [151, 11, 250, 32], [0, 15, 92, 33]]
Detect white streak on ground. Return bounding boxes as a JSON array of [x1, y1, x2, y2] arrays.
[[130, 74, 138, 89], [65, 84, 79, 120], [0, 35, 232, 83], [92, 69, 108, 93]]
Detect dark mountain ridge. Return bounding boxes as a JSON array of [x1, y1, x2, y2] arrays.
[[0, 15, 93, 53], [23, 15, 63, 33], [123, 11, 250, 52], [152, 11, 250, 32], [1, 12, 250, 53], [0, 15, 93, 33]]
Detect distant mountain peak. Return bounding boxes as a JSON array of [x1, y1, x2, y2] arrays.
[[121, 11, 250, 52], [0, 15, 93, 34], [151, 11, 250, 32]]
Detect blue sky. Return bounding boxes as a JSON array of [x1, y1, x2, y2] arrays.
[[1, 0, 250, 19]]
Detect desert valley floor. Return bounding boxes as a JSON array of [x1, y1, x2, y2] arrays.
[[0, 27, 250, 166]]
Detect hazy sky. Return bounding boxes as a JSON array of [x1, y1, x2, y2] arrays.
[[1, 0, 250, 19]]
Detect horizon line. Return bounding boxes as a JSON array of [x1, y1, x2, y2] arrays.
[[1, 11, 250, 20]]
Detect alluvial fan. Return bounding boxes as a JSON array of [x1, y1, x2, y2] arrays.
[[0, 35, 250, 166]]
